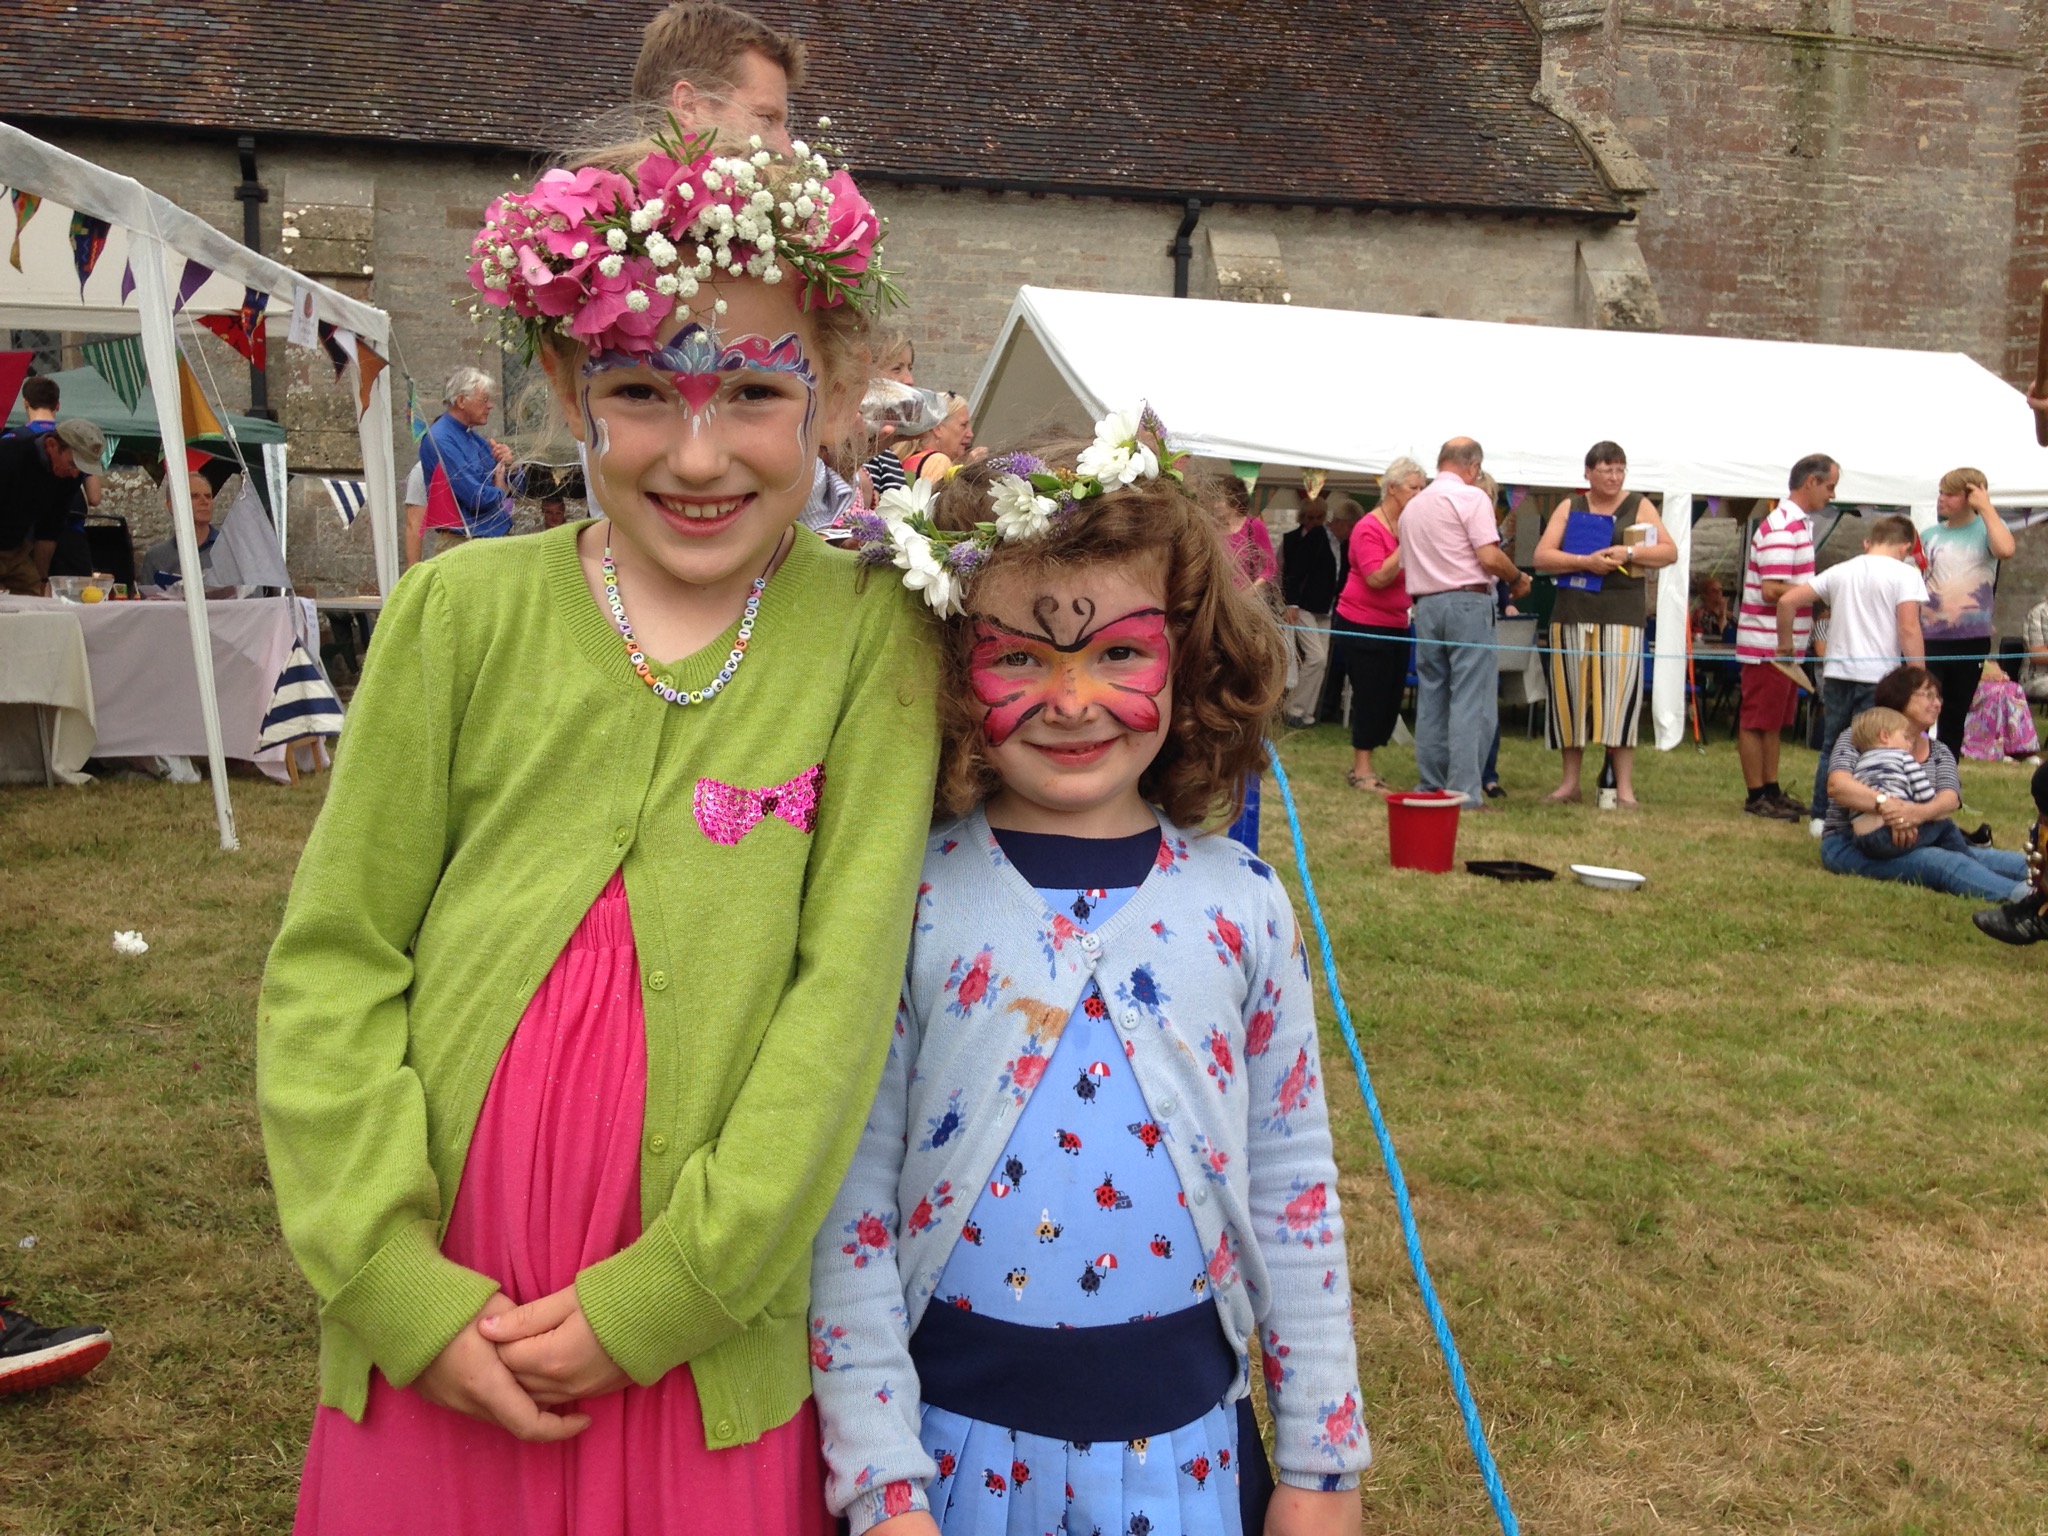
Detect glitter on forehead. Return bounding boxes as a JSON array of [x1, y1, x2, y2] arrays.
[[583, 324, 818, 442]]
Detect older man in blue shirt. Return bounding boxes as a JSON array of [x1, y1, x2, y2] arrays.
[[415, 366, 519, 557]]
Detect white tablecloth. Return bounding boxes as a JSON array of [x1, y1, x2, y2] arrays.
[[0, 610, 97, 785], [0, 595, 320, 780]]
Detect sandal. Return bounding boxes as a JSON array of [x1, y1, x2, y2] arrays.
[[1346, 770, 1391, 793]]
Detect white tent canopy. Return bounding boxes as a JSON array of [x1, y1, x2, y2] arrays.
[[973, 285, 2048, 750], [1, 122, 400, 848]]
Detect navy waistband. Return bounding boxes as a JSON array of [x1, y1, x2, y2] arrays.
[[909, 1301, 1237, 1443]]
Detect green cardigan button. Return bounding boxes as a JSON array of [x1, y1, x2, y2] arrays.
[[646, 970, 669, 991], [714, 1418, 736, 1439], [647, 1133, 669, 1155]]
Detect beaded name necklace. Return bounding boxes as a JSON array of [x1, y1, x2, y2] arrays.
[[600, 527, 787, 706]]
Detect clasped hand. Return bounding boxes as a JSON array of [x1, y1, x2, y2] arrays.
[[413, 1285, 631, 1442]]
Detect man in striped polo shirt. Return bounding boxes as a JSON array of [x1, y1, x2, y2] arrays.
[[1735, 453, 1837, 821]]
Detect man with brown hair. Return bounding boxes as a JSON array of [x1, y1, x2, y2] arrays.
[[629, 2, 805, 154]]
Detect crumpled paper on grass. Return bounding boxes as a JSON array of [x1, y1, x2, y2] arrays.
[[112, 930, 149, 956]]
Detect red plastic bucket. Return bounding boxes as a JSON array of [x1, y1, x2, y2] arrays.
[[1384, 792, 1464, 873]]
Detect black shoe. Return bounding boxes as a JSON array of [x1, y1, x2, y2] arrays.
[[0, 1300, 112, 1395], [1483, 782, 1506, 800], [1745, 796, 1801, 822], [1766, 790, 1809, 819], [1963, 823, 1994, 847], [1971, 900, 2048, 946]]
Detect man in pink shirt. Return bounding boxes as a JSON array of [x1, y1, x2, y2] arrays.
[[1398, 438, 1531, 807]]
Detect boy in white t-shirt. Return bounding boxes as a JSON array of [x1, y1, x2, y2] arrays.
[[1775, 514, 1928, 834]]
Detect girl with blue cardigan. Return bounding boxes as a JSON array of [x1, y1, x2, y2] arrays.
[[811, 420, 1372, 1536]]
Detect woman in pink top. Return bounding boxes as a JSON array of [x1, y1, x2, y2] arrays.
[[1331, 457, 1426, 790], [1220, 478, 1277, 592]]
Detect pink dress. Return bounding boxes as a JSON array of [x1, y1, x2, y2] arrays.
[[295, 873, 832, 1536]]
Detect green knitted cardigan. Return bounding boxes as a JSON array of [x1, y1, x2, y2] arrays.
[[258, 522, 938, 1445]]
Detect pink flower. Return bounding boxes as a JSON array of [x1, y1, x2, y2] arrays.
[[528, 165, 633, 227], [805, 169, 877, 307]]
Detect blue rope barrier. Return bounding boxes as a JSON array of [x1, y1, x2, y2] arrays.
[[1266, 750, 1520, 1536]]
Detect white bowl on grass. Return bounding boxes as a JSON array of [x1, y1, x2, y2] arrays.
[[1569, 864, 1646, 892]]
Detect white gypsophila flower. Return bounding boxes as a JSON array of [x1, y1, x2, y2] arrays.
[[990, 474, 1059, 540], [643, 197, 665, 221], [571, 240, 590, 258], [794, 195, 815, 219], [819, 115, 833, 128], [791, 140, 810, 157], [606, 228, 629, 252], [646, 233, 676, 267], [714, 298, 728, 315], [762, 263, 783, 285], [655, 273, 680, 295], [629, 208, 651, 233], [889, 525, 957, 615], [756, 233, 777, 254], [749, 133, 764, 150], [877, 478, 936, 526], [697, 243, 713, 263], [598, 253, 625, 278], [625, 289, 651, 312], [703, 169, 723, 190], [752, 150, 771, 167], [677, 273, 700, 297]]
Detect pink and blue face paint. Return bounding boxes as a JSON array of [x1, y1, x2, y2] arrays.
[[582, 323, 818, 446]]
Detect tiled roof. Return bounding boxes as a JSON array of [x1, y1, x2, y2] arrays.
[[1, 1, 1625, 217]]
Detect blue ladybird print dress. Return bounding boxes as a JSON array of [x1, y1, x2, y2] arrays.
[[914, 827, 1250, 1536]]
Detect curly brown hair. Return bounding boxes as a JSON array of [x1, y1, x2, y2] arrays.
[[926, 445, 1286, 828]]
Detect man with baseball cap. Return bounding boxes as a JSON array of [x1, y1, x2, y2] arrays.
[[0, 417, 102, 595]]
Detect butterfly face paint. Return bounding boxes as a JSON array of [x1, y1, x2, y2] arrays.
[[969, 598, 1172, 748], [583, 323, 817, 444]]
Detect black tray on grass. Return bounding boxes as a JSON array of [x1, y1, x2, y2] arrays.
[[1465, 860, 1555, 882]]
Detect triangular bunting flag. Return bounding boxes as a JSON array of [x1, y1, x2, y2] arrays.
[[68, 212, 111, 296], [9, 190, 42, 272], [196, 288, 270, 371], [81, 337, 146, 413], [406, 378, 430, 444], [0, 352, 32, 422], [426, 463, 463, 533], [355, 340, 387, 419], [174, 257, 213, 312], [119, 260, 136, 304], [176, 354, 225, 440], [316, 321, 356, 380], [321, 477, 369, 527]]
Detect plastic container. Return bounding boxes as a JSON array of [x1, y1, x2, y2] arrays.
[[1465, 860, 1554, 882], [1385, 792, 1464, 873], [1569, 864, 1646, 891]]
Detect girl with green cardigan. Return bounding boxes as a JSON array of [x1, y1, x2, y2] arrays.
[[259, 137, 937, 1533]]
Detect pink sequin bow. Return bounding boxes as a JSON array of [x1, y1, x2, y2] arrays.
[[692, 764, 825, 846]]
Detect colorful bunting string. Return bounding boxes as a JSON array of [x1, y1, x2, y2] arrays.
[[80, 337, 146, 413], [9, 190, 42, 272], [68, 212, 111, 295], [321, 477, 368, 527], [354, 340, 387, 419], [174, 257, 212, 313], [196, 288, 271, 370], [316, 321, 355, 381], [406, 378, 430, 444]]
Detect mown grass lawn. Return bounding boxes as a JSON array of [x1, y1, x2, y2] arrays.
[[3, 728, 2045, 1533]]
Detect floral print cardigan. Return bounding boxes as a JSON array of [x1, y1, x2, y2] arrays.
[[809, 808, 1371, 1530]]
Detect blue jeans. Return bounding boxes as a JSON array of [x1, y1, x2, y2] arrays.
[[1811, 676, 1877, 816], [1820, 833, 2031, 902], [1412, 590, 1497, 807]]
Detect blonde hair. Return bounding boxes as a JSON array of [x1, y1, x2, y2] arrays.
[[630, 3, 806, 103], [1850, 706, 1915, 753], [1938, 466, 1987, 497], [926, 445, 1286, 828]]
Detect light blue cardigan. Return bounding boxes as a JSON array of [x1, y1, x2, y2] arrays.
[[810, 808, 1371, 1531]]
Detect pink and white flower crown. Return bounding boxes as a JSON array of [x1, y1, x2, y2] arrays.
[[467, 120, 896, 359], [843, 404, 1189, 617]]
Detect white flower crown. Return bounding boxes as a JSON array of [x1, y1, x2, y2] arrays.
[[844, 404, 1187, 615]]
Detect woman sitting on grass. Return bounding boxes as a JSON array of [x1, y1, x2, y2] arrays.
[[1817, 664, 2033, 902]]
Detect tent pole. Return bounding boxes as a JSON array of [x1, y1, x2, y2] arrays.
[[358, 365, 399, 596], [131, 231, 238, 851], [1650, 487, 1693, 752]]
